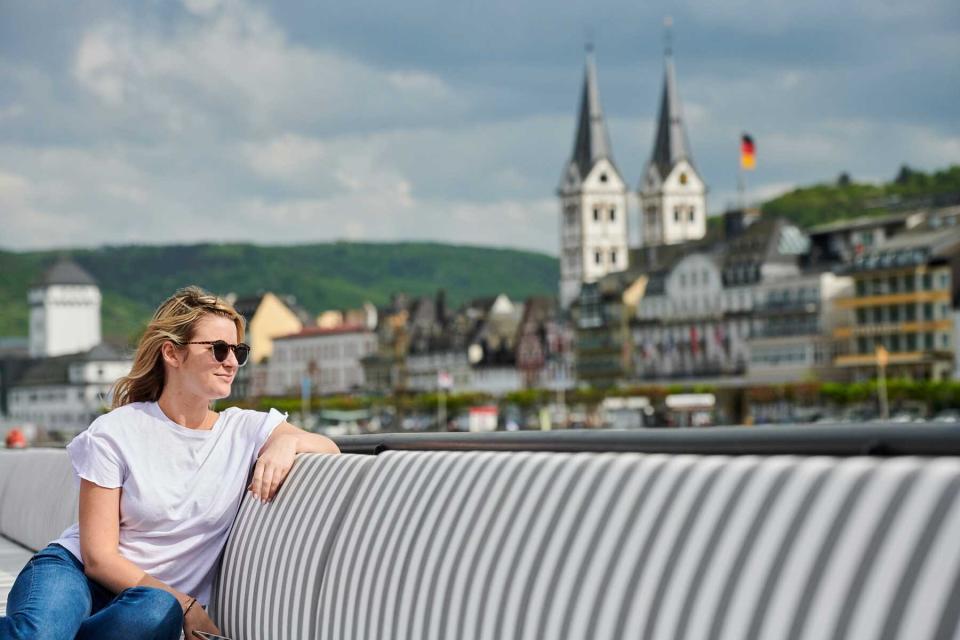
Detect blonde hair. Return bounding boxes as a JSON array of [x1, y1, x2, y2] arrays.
[[112, 286, 245, 408]]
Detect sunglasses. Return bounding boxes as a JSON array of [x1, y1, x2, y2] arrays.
[[185, 340, 251, 366]]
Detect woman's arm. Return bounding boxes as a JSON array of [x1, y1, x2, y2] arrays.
[[257, 421, 341, 457], [78, 479, 189, 605], [250, 422, 340, 502]]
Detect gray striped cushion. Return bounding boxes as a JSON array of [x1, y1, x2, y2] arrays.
[[319, 450, 960, 640], [0, 449, 78, 551], [209, 453, 374, 638]]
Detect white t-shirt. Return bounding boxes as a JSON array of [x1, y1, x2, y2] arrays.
[[53, 401, 288, 606]]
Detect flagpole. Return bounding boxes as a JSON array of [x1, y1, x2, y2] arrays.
[[738, 167, 745, 211]]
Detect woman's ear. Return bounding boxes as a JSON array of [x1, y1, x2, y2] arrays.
[[160, 341, 182, 369]]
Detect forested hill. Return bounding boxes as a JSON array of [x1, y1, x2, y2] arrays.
[[0, 242, 559, 342], [760, 164, 960, 229]]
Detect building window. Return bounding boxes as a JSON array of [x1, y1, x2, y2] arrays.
[[924, 303, 934, 320], [856, 308, 866, 324], [609, 208, 616, 222], [888, 276, 899, 293], [674, 208, 681, 223], [904, 275, 915, 292], [595, 251, 602, 265], [891, 334, 901, 352], [873, 307, 883, 323], [600, 173, 608, 183], [905, 304, 916, 321], [688, 208, 695, 222], [922, 273, 933, 290], [906, 333, 917, 351], [610, 250, 617, 265], [940, 273, 949, 289], [925, 333, 935, 349], [593, 208, 600, 222], [856, 280, 866, 296], [857, 337, 868, 354], [890, 305, 901, 323]]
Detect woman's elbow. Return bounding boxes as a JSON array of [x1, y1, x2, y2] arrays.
[[316, 434, 340, 454], [81, 548, 119, 580]]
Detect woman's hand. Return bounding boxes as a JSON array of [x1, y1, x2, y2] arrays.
[[249, 434, 298, 503], [183, 601, 222, 638]]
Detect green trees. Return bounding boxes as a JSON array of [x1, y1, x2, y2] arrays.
[[762, 164, 960, 229], [0, 242, 559, 341]]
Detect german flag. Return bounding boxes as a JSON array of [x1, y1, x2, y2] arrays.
[[740, 134, 756, 170]]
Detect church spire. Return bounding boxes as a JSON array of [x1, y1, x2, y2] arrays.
[[648, 19, 694, 181], [563, 44, 617, 188], [638, 18, 707, 247]]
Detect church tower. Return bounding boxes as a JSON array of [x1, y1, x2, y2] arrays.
[[558, 46, 629, 309], [28, 257, 101, 358], [638, 29, 707, 246]]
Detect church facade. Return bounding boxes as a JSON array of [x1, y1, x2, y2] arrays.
[[559, 45, 707, 308]]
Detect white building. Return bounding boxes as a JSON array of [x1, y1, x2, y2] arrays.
[[638, 48, 707, 247], [747, 271, 853, 384], [28, 258, 101, 358], [558, 48, 629, 309], [7, 259, 132, 437], [267, 326, 377, 396], [634, 250, 750, 381], [8, 344, 130, 436], [632, 217, 827, 383]]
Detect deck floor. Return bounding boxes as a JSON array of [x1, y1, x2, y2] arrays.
[[0, 536, 33, 616]]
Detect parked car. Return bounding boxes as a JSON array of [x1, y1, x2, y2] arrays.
[[933, 410, 960, 424]]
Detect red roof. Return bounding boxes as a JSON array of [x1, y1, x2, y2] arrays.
[[276, 324, 370, 340]]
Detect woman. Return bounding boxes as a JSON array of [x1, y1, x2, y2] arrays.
[[0, 286, 340, 639]]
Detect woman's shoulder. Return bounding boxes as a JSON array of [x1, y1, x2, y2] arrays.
[[219, 405, 265, 424], [87, 402, 155, 433], [219, 406, 288, 430]]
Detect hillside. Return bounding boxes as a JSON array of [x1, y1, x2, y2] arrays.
[[760, 164, 960, 229], [0, 242, 559, 343]]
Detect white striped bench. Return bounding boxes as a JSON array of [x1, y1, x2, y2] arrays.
[[4, 428, 960, 639], [211, 440, 960, 639]]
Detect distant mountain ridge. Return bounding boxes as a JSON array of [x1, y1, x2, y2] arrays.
[[0, 242, 559, 342]]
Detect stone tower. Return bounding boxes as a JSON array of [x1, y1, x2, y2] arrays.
[[558, 47, 629, 309], [28, 257, 101, 358], [638, 41, 707, 246]]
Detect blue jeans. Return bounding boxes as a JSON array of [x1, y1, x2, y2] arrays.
[[0, 543, 183, 640]]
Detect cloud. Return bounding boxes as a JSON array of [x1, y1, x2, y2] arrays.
[[68, 2, 466, 139], [0, 0, 956, 257]]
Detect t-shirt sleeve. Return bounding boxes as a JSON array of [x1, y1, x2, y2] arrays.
[[252, 408, 289, 459], [66, 426, 126, 489]]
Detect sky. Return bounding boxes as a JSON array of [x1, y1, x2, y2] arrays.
[[0, 0, 957, 255]]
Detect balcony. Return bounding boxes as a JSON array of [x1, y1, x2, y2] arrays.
[[833, 319, 952, 339], [834, 350, 952, 367], [753, 299, 820, 315], [835, 289, 950, 308]]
